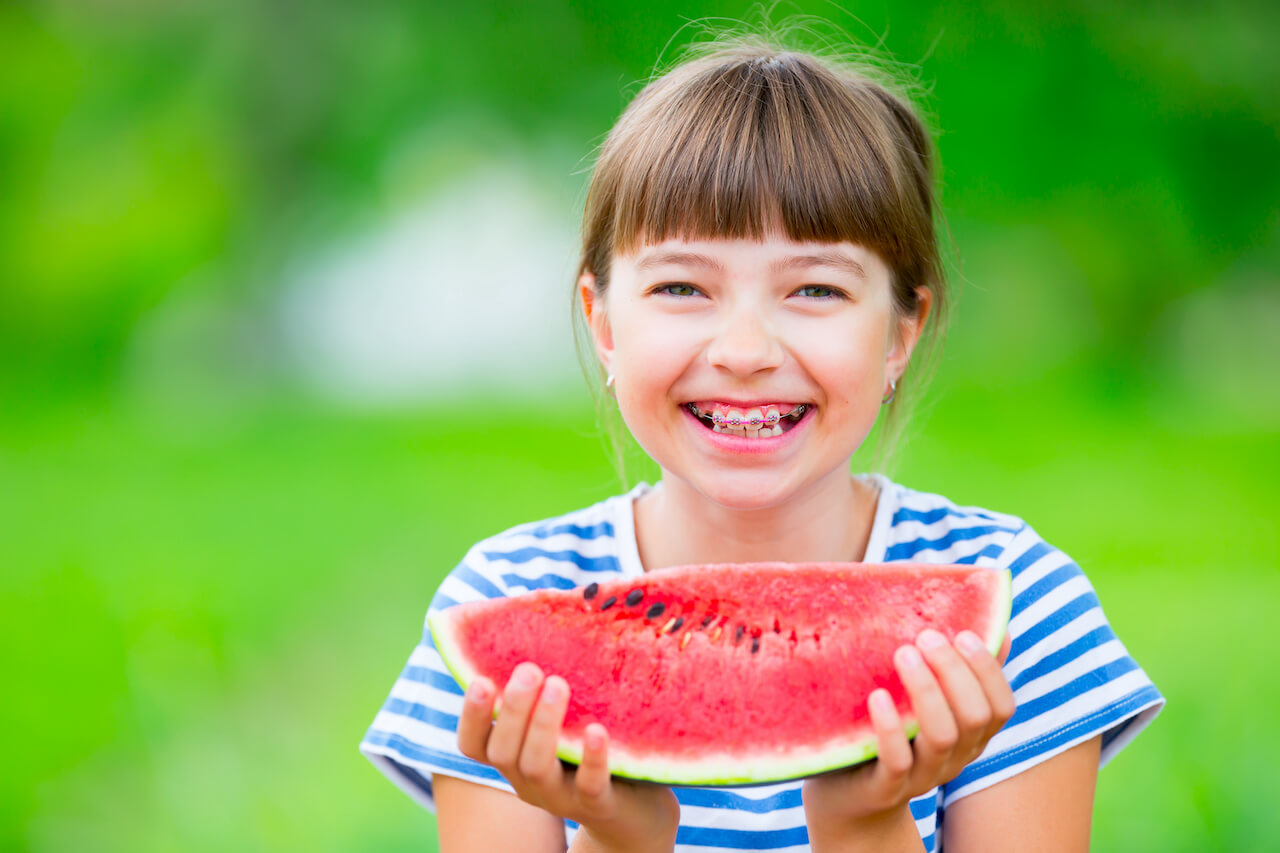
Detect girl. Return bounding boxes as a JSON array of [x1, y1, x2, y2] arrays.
[[361, 35, 1163, 852]]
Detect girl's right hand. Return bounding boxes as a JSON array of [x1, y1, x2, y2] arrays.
[[457, 662, 680, 853]]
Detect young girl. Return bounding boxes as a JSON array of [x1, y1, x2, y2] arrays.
[[361, 36, 1163, 852]]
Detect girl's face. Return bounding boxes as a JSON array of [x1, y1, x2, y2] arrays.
[[585, 235, 928, 510]]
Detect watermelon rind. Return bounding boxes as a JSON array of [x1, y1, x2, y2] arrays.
[[986, 568, 1013, 658], [428, 607, 483, 708], [427, 566, 1011, 787], [549, 718, 921, 787]]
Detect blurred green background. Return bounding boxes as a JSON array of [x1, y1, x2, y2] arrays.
[[3, 0, 1278, 850]]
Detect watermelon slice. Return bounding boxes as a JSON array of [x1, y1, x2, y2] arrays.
[[430, 562, 1011, 786]]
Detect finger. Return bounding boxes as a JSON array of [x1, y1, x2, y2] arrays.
[[457, 677, 497, 761], [575, 723, 613, 804], [895, 643, 956, 776], [485, 662, 544, 775], [956, 630, 1017, 737], [868, 688, 913, 786], [517, 675, 570, 790], [916, 630, 992, 756]]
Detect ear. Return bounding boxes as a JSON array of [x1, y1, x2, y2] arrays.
[[579, 271, 614, 376], [885, 286, 933, 381]]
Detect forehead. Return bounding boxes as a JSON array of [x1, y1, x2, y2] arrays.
[[621, 237, 889, 282]]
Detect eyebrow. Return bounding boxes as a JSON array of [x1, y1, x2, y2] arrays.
[[770, 251, 867, 282], [634, 251, 726, 274], [633, 249, 867, 281]]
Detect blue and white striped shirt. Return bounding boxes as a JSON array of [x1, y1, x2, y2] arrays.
[[361, 476, 1163, 851]]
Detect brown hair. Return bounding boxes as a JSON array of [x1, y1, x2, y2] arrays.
[[576, 33, 951, 475]]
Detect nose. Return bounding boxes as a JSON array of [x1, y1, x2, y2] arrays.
[[705, 306, 785, 377]]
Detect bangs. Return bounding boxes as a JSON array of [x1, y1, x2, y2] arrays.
[[595, 52, 929, 271]]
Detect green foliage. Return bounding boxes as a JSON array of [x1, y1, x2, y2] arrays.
[[2, 0, 1277, 394]]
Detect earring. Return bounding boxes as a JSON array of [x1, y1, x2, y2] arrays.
[[881, 378, 897, 405], [605, 372, 615, 388]]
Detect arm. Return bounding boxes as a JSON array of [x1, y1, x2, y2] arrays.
[[801, 735, 1100, 853], [435, 773, 683, 853], [435, 774, 566, 853], [941, 735, 1100, 853]]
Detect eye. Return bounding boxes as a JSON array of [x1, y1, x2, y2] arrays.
[[653, 282, 701, 297], [794, 285, 848, 300]]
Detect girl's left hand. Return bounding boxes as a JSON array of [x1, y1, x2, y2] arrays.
[[801, 628, 1016, 842]]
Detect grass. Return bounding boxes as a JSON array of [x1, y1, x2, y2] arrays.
[[2, 385, 1275, 851]]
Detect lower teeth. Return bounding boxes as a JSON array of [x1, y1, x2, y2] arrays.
[[712, 424, 784, 437]]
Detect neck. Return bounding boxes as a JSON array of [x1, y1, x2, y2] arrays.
[[634, 471, 880, 570]]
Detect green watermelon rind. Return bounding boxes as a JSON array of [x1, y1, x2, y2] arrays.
[[428, 566, 1012, 787], [987, 567, 1014, 657], [550, 720, 920, 787]]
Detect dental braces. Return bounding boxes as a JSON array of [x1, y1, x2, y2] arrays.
[[690, 404, 807, 429]]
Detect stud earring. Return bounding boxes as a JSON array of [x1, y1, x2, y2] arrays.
[[881, 378, 897, 405]]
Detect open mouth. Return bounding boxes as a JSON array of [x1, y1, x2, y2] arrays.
[[685, 403, 809, 438]]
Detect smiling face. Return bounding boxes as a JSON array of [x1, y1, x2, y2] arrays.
[[585, 235, 930, 511]]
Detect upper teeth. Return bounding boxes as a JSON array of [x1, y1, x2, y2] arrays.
[[689, 403, 806, 433]]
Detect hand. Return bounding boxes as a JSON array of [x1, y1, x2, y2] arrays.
[[457, 662, 680, 852], [802, 629, 1016, 840]]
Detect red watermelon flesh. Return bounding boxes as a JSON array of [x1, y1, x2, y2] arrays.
[[429, 562, 1011, 786]]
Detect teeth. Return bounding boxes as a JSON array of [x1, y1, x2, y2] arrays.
[[692, 402, 806, 438]]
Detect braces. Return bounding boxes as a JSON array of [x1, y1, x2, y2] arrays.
[[689, 404, 807, 429]]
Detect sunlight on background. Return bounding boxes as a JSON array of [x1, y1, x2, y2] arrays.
[[2, 1, 1277, 851], [277, 159, 581, 403]]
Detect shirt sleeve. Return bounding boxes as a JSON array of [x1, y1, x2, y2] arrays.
[[942, 524, 1164, 805], [359, 551, 518, 812]]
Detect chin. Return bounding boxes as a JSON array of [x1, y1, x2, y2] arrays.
[[693, 474, 798, 512]]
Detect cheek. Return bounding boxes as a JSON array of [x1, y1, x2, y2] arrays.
[[612, 309, 703, 380], [609, 312, 704, 430], [785, 318, 891, 402]]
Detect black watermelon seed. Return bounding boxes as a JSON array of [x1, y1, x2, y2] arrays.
[[734, 625, 746, 644], [600, 596, 617, 610], [700, 614, 715, 629], [751, 636, 761, 654], [669, 617, 685, 633], [772, 618, 781, 634], [625, 589, 644, 607], [583, 582, 599, 600], [646, 602, 666, 620]]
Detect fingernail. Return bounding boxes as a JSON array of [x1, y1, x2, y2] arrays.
[[870, 689, 894, 714], [540, 677, 565, 704], [917, 629, 945, 650], [467, 681, 490, 703], [896, 645, 924, 669], [511, 663, 539, 689], [956, 631, 985, 654]]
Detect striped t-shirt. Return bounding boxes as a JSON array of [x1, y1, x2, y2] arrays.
[[360, 475, 1163, 852]]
